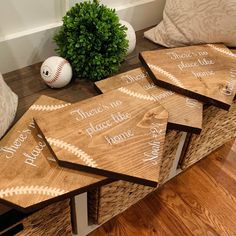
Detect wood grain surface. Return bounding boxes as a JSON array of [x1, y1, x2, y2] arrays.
[[140, 44, 236, 110], [89, 138, 236, 236], [0, 29, 235, 232], [95, 67, 203, 134], [35, 83, 169, 187], [0, 27, 163, 218], [0, 95, 110, 212]]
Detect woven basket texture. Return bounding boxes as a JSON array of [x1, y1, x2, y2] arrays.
[[88, 130, 182, 225], [182, 101, 236, 169], [16, 200, 72, 236]]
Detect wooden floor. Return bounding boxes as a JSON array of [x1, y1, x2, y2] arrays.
[[2, 28, 236, 235], [89, 139, 236, 236]]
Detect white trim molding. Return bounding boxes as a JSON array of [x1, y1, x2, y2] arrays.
[[0, 23, 61, 74], [0, 0, 67, 74], [0, 0, 165, 74]]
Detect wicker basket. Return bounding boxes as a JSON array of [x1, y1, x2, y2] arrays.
[[1, 200, 72, 236], [88, 130, 183, 225], [181, 100, 236, 169]]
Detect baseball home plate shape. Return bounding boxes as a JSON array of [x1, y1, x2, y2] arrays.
[[35, 83, 168, 187], [95, 67, 203, 134], [0, 96, 108, 212], [139, 44, 236, 110]]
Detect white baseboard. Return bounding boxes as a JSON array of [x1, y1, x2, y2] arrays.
[[0, 23, 61, 74], [0, 0, 165, 74]]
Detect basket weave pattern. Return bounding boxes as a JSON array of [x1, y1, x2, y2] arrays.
[[88, 130, 182, 225], [17, 200, 72, 236], [182, 101, 236, 169]]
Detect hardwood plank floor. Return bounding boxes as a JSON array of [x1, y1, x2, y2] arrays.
[[89, 138, 236, 236]]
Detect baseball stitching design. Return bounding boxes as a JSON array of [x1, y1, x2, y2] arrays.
[[46, 60, 68, 85], [46, 137, 97, 168], [118, 87, 156, 101], [207, 44, 236, 58], [29, 103, 71, 111], [148, 63, 184, 88], [0, 185, 66, 198]]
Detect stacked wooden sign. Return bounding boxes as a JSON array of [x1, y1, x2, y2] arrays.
[[35, 83, 169, 187], [139, 44, 236, 110], [0, 96, 109, 212], [1, 43, 236, 213], [95, 67, 203, 133]]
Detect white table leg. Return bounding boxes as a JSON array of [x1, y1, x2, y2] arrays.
[[72, 193, 100, 236], [72, 132, 188, 235], [165, 132, 187, 182]]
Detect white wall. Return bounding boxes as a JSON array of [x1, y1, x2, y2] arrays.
[[0, 0, 165, 74], [71, 0, 155, 10], [71, 0, 166, 31], [0, 0, 64, 36], [0, 0, 65, 74]]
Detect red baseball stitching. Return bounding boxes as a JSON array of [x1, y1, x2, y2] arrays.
[[46, 60, 69, 85]]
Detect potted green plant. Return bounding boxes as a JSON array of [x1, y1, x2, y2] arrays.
[[54, 0, 128, 81]]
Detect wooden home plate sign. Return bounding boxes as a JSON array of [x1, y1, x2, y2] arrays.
[[140, 44, 236, 110], [95, 67, 203, 134], [35, 83, 168, 187], [0, 96, 108, 212]]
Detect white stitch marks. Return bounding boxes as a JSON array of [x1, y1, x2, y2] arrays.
[[46, 137, 97, 168], [29, 103, 71, 111], [47, 60, 68, 85], [148, 63, 184, 88], [118, 87, 156, 101], [0, 185, 66, 198], [207, 44, 236, 58]]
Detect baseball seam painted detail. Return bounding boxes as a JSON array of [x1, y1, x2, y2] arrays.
[[46, 137, 97, 168], [148, 63, 184, 88], [118, 87, 156, 101], [46, 60, 68, 84], [207, 44, 236, 58], [29, 103, 71, 111], [0, 185, 66, 198]]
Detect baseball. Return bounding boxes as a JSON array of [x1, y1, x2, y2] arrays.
[[40, 56, 72, 88], [120, 20, 136, 55]]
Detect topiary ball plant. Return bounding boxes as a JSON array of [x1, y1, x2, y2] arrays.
[[54, 0, 128, 81]]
